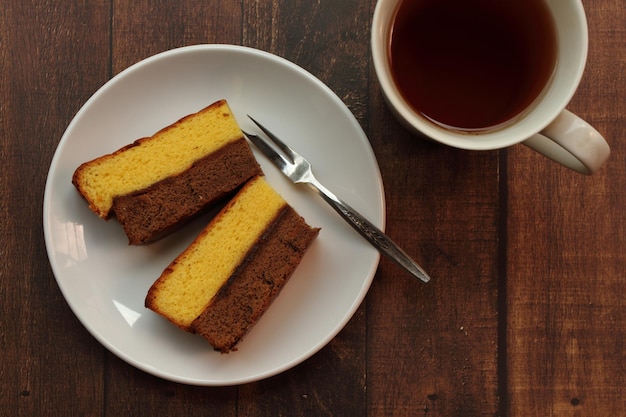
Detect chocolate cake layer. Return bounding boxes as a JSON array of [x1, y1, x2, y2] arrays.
[[191, 205, 320, 353], [113, 138, 262, 245]]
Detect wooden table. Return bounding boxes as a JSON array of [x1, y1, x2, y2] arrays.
[[2, 1, 624, 415]]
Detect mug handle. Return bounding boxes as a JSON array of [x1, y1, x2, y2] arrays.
[[522, 110, 610, 175]]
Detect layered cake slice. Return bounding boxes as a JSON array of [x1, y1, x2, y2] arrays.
[[145, 176, 320, 353], [72, 99, 262, 244]]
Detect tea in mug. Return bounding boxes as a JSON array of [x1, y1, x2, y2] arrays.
[[389, 0, 557, 131]]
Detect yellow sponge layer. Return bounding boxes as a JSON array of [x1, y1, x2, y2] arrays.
[[146, 176, 287, 330], [73, 100, 243, 218]]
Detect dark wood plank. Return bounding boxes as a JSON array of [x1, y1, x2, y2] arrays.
[[506, 0, 626, 415], [243, 0, 372, 123], [111, 0, 242, 75], [0, 1, 111, 416], [366, 3, 501, 414], [105, 356, 238, 416], [238, 307, 367, 416], [239, 1, 371, 415], [102, 1, 243, 416]]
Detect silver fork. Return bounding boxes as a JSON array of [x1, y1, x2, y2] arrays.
[[244, 116, 431, 283]]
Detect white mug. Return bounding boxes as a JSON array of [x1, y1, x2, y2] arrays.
[[371, 0, 610, 175]]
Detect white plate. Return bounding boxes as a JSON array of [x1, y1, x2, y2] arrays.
[[43, 45, 384, 386]]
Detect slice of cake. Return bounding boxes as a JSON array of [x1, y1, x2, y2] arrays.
[[72, 99, 262, 244], [145, 175, 320, 353]]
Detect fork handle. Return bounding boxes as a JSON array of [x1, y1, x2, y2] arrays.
[[309, 180, 430, 283]]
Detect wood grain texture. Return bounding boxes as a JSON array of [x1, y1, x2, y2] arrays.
[[366, 105, 501, 416], [105, 1, 243, 415], [1, 1, 110, 416], [111, 0, 242, 74], [239, 2, 370, 415], [1, 0, 624, 415], [506, 1, 626, 415]]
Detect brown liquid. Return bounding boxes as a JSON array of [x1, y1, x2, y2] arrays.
[[389, 0, 557, 131]]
